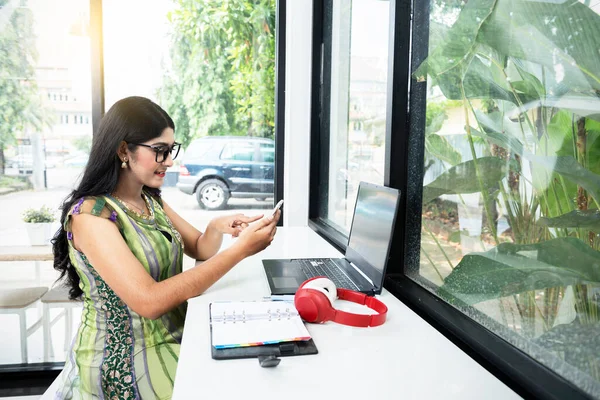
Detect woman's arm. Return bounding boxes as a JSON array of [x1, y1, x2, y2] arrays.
[[161, 200, 262, 260], [71, 211, 278, 319]]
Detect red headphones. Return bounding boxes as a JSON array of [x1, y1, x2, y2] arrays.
[[294, 277, 388, 327]]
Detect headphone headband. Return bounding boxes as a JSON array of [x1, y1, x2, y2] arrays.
[[294, 277, 388, 327]]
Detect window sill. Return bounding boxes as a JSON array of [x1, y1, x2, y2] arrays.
[[308, 218, 347, 253], [384, 274, 593, 400]]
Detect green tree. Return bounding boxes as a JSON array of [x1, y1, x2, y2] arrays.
[[158, 0, 276, 148], [0, 0, 52, 174]]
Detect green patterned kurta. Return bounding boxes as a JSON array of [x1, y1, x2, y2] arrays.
[[55, 192, 186, 399]]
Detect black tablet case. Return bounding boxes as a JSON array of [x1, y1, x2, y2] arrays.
[[211, 337, 318, 360]]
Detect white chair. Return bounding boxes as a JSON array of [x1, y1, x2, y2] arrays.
[[0, 287, 48, 363], [42, 285, 82, 362]]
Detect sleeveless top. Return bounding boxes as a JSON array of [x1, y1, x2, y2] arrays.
[[54, 191, 186, 400]]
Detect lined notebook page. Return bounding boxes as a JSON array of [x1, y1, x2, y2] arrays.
[[210, 301, 311, 349]]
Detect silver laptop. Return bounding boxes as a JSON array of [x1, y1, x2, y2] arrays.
[[262, 182, 400, 296]]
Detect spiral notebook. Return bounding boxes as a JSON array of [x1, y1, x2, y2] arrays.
[[209, 300, 312, 349]]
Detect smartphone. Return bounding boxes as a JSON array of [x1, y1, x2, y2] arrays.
[[271, 199, 284, 217]]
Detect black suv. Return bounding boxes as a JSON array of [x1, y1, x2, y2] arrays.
[[176, 136, 274, 210]]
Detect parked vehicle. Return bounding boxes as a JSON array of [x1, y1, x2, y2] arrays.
[[177, 136, 275, 210], [6, 154, 56, 174]]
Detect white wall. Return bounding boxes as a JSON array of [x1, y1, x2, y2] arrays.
[[283, 0, 313, 227]]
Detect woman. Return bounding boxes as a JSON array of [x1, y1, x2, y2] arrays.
[[51, 96, 279, 399]]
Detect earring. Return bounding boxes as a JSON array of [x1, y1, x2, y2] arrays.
[[121, 158, 128, 169]]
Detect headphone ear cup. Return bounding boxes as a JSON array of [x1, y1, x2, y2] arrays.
[[299, 277, 337, 305], [294, 289, 335, 323]]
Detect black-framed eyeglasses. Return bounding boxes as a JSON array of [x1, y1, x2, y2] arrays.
[[130, 142, 181, 163]]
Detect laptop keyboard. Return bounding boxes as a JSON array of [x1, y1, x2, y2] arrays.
[[299, 259, 360, 291]]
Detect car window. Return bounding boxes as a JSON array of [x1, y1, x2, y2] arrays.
[[185, 140, 222, 160], [260, 144, 274, 163], [221, 142, 255, 161]]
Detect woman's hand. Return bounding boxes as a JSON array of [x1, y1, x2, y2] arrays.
[[233, 210, 280, 257], [210, 213, 264, 237]]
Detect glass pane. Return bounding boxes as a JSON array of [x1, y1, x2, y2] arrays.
[[411, 0, 600, 396], [0, 0, 91, 365], [184, 139, 222, 161], [325, 0, 389, 233], [260, 144, 275, 163], [221, 143, 255, 161], [103, 0, 173, 108], [104, 0, 277, 211]]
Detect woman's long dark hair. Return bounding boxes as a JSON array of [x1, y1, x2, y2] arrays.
[[52, 96, 175, 299]]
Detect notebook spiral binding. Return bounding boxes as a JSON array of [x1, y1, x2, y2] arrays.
[[212, 307, 299, 324]]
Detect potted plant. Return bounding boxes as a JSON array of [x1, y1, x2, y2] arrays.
[[22, 205, 56, 246]]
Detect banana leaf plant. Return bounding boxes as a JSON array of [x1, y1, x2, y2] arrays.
[[414, 0, 600, 386]]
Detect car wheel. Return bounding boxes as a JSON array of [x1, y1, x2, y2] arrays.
[[196, 179, 229, 210]]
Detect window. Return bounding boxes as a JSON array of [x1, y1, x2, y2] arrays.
[[0, 0, 285, 390], [311, 0, 390, 236], [102, 0, 280, 211], [260, 144, 275, 163], [310, 0, 600, 397], [185, 139, 222, 161], [407, 0, 600, 397], [221, 142, 255, 162], [0, 0, 92, 372]]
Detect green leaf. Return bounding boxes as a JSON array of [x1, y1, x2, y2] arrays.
[[509, 59, 547, 100], [416, 0, 600, 110], [587, 119, 600, 176], [422, 157, 508, 204], [414, 0, 527, 103], [473, 111, 600, 205], [425, 111, 447, 136], [462, 54, 515, 102], [531, 156, 600, 206], [428, 21, 449, 54], [534, 321, 600, 382], [539, 210, 600, 231], [425, 133, 462, 166], [418, 49, 517, 103], [535, 321, 600, 353], [478, 0, 600, 92], [414, 0, 497, 81], [439, 237, 600, 304]]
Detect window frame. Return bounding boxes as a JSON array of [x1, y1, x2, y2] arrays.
[[307, 0, 595, 399], [308, 0, 348, 253]]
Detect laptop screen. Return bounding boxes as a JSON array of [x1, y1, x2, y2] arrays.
[[345, 182, 400, 289]]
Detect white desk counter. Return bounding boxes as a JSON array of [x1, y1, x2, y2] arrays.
[[173, 227, 519, 400]]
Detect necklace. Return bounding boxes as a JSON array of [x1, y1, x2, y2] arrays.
[[112, 194, 148, 216]]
